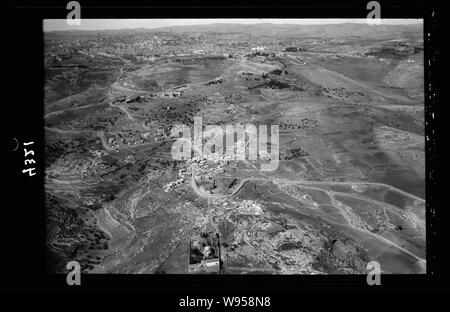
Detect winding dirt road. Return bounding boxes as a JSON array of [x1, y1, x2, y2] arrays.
[[188, 160, 425, 263]]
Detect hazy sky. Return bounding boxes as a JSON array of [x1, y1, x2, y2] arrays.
[[44, 18, 422, 32]]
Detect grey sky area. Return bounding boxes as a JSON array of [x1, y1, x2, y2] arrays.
[[44, 19, 423, 32]]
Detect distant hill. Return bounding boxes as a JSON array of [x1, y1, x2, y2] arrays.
[[45, 22, 423, 40], [150, 23, 422, 39]]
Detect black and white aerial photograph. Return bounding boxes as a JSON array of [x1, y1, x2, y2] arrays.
[[42, 18, 427, 276]]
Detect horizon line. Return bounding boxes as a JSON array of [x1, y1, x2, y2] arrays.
[[43, 18, 423, 32]]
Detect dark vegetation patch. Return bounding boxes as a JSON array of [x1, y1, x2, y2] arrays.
[[46, 194, 110, 273], [312, 234, 370, 274]]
